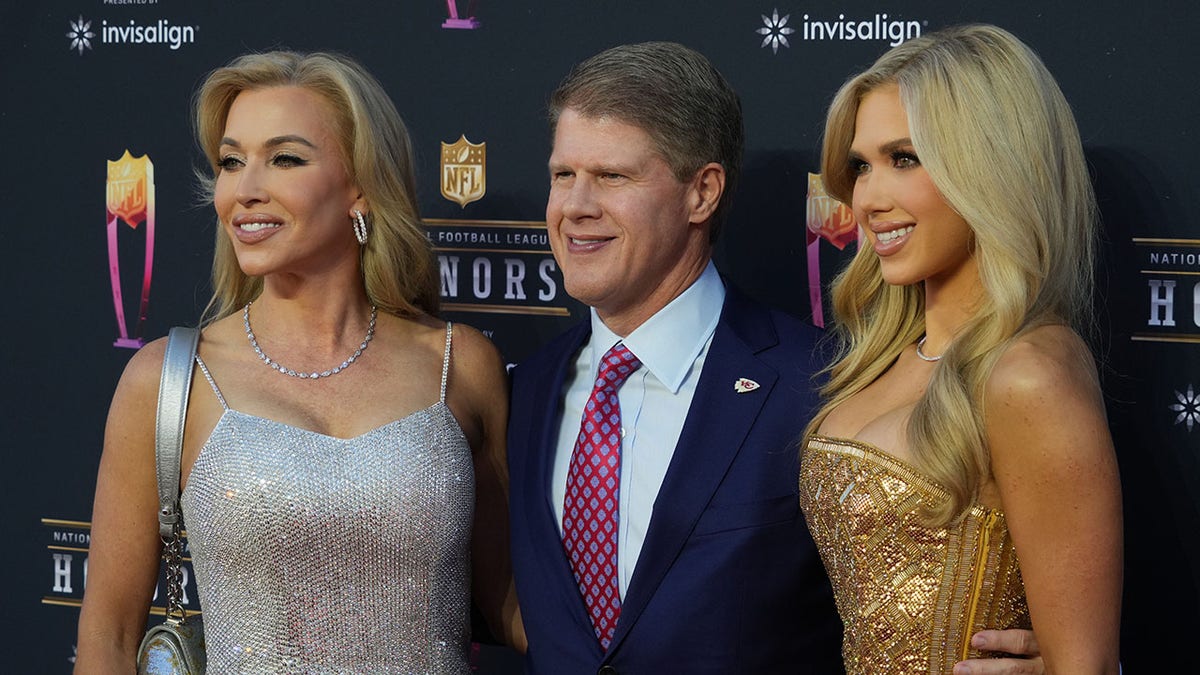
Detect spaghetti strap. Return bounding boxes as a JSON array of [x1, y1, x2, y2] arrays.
[[439, 322, 453, 403], [194, 355, 230, 411]]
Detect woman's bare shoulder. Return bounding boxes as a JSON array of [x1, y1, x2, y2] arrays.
[[113, 335, 170, 401], [379, 314, 505, 384], [986, 324, 1099, 403], [448, 321, 503, 368], [984, 324, 1109, 467]]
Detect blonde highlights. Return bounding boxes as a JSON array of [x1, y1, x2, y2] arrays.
[[193, 51, 438, 323], [810, 25, 1098, 524]]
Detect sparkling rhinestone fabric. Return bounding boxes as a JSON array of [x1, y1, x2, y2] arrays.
[[799, 436, 1030, 674], [180, 326, 473, 674]]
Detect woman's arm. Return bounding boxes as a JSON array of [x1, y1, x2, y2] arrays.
[[984, 326, 1122, 674], [75, 340, 170, 674], [449, 325, 526, 653]]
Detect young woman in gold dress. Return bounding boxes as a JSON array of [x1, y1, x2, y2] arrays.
[[800, 25, 1122, 674]]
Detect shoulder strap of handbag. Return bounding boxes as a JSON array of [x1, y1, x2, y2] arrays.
[[155, 327, 200, 540]]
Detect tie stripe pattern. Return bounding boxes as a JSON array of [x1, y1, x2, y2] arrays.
[[562, 342, 642, 650]]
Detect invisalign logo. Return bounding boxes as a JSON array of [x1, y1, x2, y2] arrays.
[[66, 16, 199, 54], [101, 19, 197, 50], [66, 16, 95, 54], [799, 12, 925, 47]]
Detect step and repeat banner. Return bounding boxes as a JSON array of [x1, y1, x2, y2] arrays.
[[1, 1, 1196, 672]]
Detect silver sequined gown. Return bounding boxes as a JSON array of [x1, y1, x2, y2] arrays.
[[180, 324, 473, 674]]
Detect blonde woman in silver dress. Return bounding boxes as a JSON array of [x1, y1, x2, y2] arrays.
[[76, 51, 523, 673], [799, 25, 1122, 674]]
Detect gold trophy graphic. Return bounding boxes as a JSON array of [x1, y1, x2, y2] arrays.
[[106, 150, 156, 349], [441, 135, 486, 207]]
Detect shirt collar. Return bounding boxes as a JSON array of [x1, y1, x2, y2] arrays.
[[589, 261, 725, 394]]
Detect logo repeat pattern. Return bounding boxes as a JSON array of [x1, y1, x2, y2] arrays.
[[562, 343, 642, 649]]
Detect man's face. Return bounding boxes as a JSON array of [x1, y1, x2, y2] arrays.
[[546, 108, 713, 335]]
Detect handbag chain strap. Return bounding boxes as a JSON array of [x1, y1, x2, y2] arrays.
[[155, 326, 201, 625], [163, 523, 188, 623]]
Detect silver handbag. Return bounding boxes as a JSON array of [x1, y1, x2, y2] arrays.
[[136, 327, 207, 674], [136, 615, 205, 675]]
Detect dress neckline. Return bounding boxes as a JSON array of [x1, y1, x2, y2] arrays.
[[222, 401, 448, 441], [807, 434, 950, 499], [806, 435, 1007, 520], [181, 402, 464, 500]]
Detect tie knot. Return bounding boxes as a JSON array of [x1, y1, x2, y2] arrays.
[[596, 342, 642, 391]]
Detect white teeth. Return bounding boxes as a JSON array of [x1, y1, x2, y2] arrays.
[[877, 225, 914, 243], [239, 222, 281, 233]]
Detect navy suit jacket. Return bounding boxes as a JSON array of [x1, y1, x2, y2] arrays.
[[508, 287, 844, 674]]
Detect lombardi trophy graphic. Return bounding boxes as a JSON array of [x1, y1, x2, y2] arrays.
[[106, 150, 156, 349]]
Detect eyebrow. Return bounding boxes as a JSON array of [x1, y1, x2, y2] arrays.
[[879, 137, 914, 154], [546, 159, 640, 175], [219, 134, 318, 149], [847, 137, 914, 162]]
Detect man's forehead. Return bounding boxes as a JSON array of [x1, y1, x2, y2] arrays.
[[557, 109, 645, 133], [551, 109, 666, 160]]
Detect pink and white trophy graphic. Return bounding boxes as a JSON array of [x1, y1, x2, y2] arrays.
[[443, 0, 480, 29], [106, 150, 156, 349], [805, 172, 858, 328]]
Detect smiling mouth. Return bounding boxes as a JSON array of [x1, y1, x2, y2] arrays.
[[565, 236, 617, 252], [239, 222, 282, 233], [876, 225, 913, 243]]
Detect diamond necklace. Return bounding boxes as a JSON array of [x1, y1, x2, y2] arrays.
[[243, 301, 377, 379]]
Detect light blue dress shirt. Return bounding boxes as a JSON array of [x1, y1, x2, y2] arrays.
[[551, 262, 726, 599]]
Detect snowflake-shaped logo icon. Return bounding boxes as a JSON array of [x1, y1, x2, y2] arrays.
[[756, 9, 795, 54], [1169, 384, 1200, 432], [67, 16, 95, 55]]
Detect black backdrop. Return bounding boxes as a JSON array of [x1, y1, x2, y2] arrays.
[[2, 1, 1197, 672]]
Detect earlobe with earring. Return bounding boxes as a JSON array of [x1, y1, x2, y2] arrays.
[[353, 209, 369, 245]]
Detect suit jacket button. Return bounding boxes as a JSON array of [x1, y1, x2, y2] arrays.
[[598, 667, 618, 675]]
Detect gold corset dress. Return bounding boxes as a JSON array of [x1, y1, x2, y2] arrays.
[[799, 436, 1030, 674]]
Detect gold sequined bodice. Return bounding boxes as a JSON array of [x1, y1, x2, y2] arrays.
[[799, 436, 1029, 674]]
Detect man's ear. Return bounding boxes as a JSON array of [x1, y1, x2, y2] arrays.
[[688, 162, 725, 225]]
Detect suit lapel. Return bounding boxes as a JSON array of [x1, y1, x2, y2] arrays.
[[515, 321, 603, 652], [607, 292, 780, 653]]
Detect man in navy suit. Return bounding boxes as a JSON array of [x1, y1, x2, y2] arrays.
[[507, 41, 1044, 675], [507, 41, 842, 674]]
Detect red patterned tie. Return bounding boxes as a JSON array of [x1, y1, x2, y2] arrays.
[[562, 342, 642, 650]]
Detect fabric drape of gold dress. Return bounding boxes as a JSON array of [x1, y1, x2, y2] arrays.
[[799, 436, 1030, 674]]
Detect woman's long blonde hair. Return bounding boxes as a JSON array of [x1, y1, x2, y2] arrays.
[[193, 51, 439, 323], [808, 24, 1097, 524]]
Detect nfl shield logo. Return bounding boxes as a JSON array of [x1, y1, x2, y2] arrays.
[[441, 135, 486, 207], [106, 150, 154, 228], [805, 172, 856, 250]]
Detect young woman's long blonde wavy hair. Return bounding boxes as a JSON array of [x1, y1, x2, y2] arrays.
[[807, 24, 1098, 525], [193, 51, 439, 323]]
